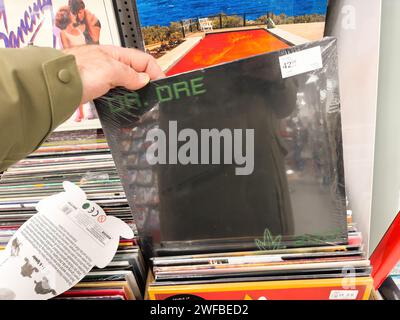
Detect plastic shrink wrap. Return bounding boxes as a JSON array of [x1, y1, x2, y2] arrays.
[[95, 37, 347, 258]]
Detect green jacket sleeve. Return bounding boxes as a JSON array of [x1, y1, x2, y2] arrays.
[[0, 46, 83, 172]]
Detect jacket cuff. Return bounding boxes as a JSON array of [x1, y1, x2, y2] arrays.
[[42, 52, 83, 133]]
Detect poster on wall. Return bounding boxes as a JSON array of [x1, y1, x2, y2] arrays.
[[0, 0, 120, 131], [135, 0, 329, 75]]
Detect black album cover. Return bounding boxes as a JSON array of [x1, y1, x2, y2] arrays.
[[95, 37, 347, 258]]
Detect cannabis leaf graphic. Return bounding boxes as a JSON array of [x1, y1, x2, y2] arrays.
[[255, 228, 284, 250]]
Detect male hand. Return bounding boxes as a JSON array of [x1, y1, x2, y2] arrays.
[[63, 45, 165, 104]]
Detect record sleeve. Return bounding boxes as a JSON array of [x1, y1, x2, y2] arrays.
[[95, 37, 346, 258], [152, 266, 372, 287], [152, 248, 363, 267], [153, 259, 370, 279]]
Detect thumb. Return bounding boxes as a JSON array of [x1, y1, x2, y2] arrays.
[[111, 60, 151, 91]]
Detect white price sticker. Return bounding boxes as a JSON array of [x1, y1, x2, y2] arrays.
[[279, 46, 323, 79], [329, 290, 359, 300]]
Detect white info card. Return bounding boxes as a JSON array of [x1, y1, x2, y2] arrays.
[[0, 182, 134, 300]]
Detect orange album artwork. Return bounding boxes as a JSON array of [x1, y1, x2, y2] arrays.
[[166, 29, 290, 76]]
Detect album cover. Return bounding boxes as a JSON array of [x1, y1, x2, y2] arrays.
[[136, 0, 329, 74], [0, 0, 120, 130], [95, 37, 347, 257]]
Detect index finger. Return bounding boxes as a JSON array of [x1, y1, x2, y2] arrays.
[[99, 45, 165, 81]]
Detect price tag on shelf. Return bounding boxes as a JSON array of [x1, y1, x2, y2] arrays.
[[329, 290, 359, 300], [279, 46, 323, 79]]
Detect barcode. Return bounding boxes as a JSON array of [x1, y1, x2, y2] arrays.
[[60, 204, 73, 215]]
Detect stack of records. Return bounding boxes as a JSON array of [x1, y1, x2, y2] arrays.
[[57, 244, 146, 300], [145, 200, 371, 300], [0, 129, 146, 300], [147, 241, 373, 300], [0, 130, 132, 226], [146, 198, 371, 300]]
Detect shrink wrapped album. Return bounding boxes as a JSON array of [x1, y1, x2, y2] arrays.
[[95, 37, 347, 258]]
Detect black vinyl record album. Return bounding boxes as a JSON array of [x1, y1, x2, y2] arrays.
[[95, 37, 347, 258]]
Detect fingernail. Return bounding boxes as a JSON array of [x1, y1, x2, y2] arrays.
[[139, 73, 150, 84], [156, 73, 166, 80]]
